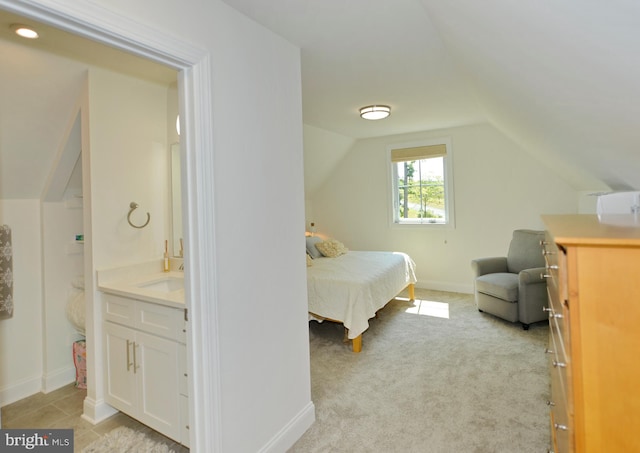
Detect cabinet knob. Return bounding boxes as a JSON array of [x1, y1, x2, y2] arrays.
[[552, 360, 567, 368], [544, 348, 554, 354], [546, 400, 556, 406], [546, 264, 558, 270], [541, 273, 551, 279], [543, 307, 553, 312]]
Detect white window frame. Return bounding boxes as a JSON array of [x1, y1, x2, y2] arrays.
[[388, 137, 455, 228]]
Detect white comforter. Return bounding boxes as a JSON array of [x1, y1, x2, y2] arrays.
[[307, 251, 417, 339]]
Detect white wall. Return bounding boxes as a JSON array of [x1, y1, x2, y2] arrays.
[[308, 123, 580, 293], [88, 68, 170, 269], [204, 8, 314, 452], [3, 1, 314, 450], [0, 200, 43, 404]]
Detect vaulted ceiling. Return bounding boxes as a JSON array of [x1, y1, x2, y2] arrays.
[[2, 1, 640, 200], [222, 0, 640, 192]]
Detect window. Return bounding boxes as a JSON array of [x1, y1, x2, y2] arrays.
[[389, 139, 454, 226]]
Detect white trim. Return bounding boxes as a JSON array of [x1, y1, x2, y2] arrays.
[[0, 375, 42, 407], [387, 137, 456, 229], [258, 402, 316, 453], [415, 280, 473, 295], [0, 1, 221, 451], [81, 396, 118, 425], [41, 366, 76, 393]]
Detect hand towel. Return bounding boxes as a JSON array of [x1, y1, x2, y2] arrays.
[[1, 225, 14, 319]]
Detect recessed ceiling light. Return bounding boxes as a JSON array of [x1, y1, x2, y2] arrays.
[[359, 105, 391, 120], [11, 24, 39, 39]]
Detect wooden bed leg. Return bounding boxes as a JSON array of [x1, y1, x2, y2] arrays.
[[408, 283, 415, 301], [352, 335, 362, 353]]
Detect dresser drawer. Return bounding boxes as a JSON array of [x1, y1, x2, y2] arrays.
[[549, 349, 570, 452]]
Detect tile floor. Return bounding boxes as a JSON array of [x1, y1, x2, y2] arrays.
[[1, 384, 189, 452]]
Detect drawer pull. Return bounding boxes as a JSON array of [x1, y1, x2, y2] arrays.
[[546, 400, 555, 406], [542, 250, 556, 256], [552, 360, 567, 368], [553, 312, 563, 319], [540, 240, 548, 246], [133, 342, 139, 374], [544, 348, 554, 354], [126, 340, 133, 371], [541, 273, 551, 279], [554, 423, 568, 431], [543, 307, 553, 312], [546, 264, 559, 270]]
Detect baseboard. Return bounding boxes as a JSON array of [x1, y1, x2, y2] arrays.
[[415, 280, 474, 294], [0, 375, 42, 407], [82, 397, 118, 425], [41, 365, 76, 393], [258, 401, 316, 453]]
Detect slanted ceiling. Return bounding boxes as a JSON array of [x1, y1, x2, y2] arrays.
[[2, 2, 640, 199], [0, 9, 176, 200], [224, 0, 640, 192]]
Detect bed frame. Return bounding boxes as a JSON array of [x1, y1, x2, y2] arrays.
[[311, 282, 415, 353]]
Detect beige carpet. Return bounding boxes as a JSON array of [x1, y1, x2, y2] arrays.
[[290, 289, 550, 453]]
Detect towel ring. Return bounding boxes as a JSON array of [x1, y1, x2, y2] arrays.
[[127, 202, 150, 229]]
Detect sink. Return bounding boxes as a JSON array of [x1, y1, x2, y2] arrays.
[[137, 276, 184, 292]]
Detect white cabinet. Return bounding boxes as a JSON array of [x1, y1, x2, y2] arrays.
[[103, 294, 187, 444]]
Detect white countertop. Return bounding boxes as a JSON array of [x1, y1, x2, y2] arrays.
[[97, 261, 185, 309]]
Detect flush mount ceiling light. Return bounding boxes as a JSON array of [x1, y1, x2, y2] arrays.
[[359, 105, 391, 120], [11, 24, 39, 39]]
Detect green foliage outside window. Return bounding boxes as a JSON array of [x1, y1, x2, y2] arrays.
[[397, 160, 445, 221]]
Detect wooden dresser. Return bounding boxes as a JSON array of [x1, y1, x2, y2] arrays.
[[542, 214, 640, 453]]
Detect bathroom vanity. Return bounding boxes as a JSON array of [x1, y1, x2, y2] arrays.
[[98, 263, 189, 447]]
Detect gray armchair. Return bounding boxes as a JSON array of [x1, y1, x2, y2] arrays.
[[471, 229, 548, 330]]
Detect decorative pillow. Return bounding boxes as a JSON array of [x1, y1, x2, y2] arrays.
[[306, 253, 313, 267], [306, 236, 323, 259], [316, 239, 348, 257]]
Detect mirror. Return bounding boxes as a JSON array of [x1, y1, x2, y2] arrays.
[[171, 142, 183, 257]]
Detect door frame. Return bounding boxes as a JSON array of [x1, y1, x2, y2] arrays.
[[0, 1, 221, 451]]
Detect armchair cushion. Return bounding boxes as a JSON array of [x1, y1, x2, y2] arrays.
[[476, 273, 519, 302], [506, 229, 545, 273], [471, 257, 508, 277]]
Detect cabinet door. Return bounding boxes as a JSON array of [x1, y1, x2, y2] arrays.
[[135, 331, 181, 441], [104, 322, 136, 414]]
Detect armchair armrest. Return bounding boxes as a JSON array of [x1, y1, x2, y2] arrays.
[[471, 257, 508, 277], [518, 267, 546, 285]]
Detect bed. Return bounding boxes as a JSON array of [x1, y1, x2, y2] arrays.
[[306, 246, 417, 352]]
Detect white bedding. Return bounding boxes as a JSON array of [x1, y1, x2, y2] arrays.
[[307, 251, 417, 339]]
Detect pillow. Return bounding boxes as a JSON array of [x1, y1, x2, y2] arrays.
[[316, 239, 348, 258], [306, 253, 313, 267], [306, 236, 323, 259]]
